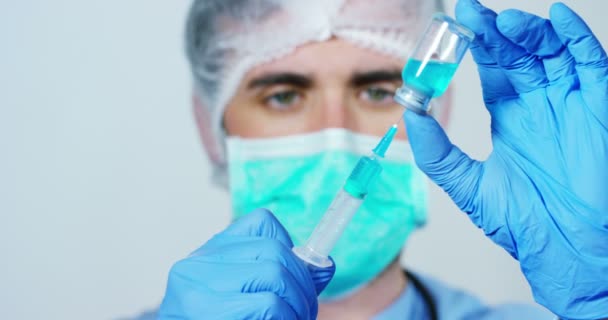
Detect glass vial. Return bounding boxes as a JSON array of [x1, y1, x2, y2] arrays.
[[394, 13, 474, 113]]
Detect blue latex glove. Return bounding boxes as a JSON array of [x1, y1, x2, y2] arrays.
[[158, 208, 335, 319], [404, 1, 608, 319]]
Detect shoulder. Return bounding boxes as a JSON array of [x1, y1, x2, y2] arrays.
[[411, 272, 554, 320]]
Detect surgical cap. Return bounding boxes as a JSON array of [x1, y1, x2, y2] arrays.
[[185, 0, 444, 181]]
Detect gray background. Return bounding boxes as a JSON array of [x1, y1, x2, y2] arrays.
[[0, 0, 603, 319]]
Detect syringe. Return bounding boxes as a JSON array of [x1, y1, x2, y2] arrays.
[[292, 124, 398, 268]]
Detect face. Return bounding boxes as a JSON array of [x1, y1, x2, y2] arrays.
[[223, 38, 408, 140]]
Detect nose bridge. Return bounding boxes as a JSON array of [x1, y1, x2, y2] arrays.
[[320, 85, 347, 128]]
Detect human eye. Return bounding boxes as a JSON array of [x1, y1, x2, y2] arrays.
[[263, 90, 302, 111], [359, 86, 395, 106]]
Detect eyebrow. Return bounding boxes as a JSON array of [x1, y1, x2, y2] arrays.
[[248, 73, 313, 89], [246, 69, 403, 90], [350, 70, 402, 87]]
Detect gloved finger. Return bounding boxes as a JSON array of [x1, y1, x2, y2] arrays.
[[306, 257, 336, 294], [496, 10, 563, 58], [231, 292, 299, 320], [222, 208, 294, 248], [470, 41, 517, 107], [403, 109, 483, 215], [550, 2, 608, 123], [199, 236, 318, 303], [170, 258, 313, 320], [550, 3, 608, 83], [159, 286, 298, 320], [496, 9, 575, 82], [455, 1, 517, 106], [453, 2, 517, 106], [456, 0, 547, 94]]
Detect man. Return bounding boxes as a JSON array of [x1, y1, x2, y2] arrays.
[[153, 0, 608, 319]]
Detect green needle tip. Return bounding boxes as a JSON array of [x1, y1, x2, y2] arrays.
[[372, 124, 398, 157]]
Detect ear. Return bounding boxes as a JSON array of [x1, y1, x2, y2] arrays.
[[192, 93, 225, 164]]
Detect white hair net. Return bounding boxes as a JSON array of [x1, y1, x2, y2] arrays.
[[185, 0, 444, 181]]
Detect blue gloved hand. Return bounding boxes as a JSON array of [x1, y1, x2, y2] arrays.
[[404, 1, 608, 319], [158, 208, 335, 319]]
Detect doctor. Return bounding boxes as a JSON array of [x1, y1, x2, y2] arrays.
[[156, 0, 608, 319]]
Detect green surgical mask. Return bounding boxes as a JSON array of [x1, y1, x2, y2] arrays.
[[227, 129, 427, 300]]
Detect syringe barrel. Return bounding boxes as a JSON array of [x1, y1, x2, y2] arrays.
[[294, 155, 381, 267], [304, 189, 363, 258]]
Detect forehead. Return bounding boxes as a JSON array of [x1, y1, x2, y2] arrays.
[[244, 38, 406, 81]]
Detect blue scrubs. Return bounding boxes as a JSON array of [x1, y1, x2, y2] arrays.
[[124, 272, 555, 320], [373, 272, 554, 319]]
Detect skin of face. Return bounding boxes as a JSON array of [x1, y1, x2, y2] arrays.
[[222, 38, 410, 140]]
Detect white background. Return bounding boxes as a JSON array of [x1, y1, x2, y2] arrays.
[[1, 0, 605, 319]]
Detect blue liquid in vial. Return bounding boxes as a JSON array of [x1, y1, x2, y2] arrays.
[[401, 58, 458, 98]]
